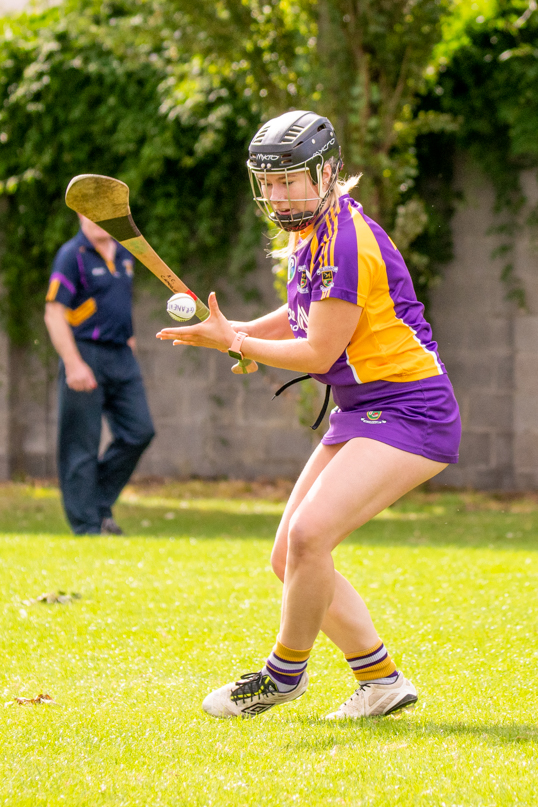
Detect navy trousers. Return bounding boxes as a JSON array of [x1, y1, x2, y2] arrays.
[[57, 341, 155, 534]]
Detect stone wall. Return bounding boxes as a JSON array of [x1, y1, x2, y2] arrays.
[[0, 257, 318, 481], [512, 170, 538, 489], [430, 158, 538, 489], [1, 158, 538, 489], [0, 329, 9, 479], [132, 275, 317, 480]]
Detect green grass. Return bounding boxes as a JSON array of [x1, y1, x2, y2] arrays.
[[1, 481, 537, 806]]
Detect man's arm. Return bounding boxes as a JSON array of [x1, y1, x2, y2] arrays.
[[44, 302, 98, 391]]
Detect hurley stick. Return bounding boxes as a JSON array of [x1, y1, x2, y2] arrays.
[[65, 174, 257, 375]]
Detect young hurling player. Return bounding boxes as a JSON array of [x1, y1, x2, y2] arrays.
[[157, 111, 461, 719]]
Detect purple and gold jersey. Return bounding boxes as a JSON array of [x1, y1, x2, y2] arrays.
[[287, 194, 445, 388], [46, 230, 134, 345]]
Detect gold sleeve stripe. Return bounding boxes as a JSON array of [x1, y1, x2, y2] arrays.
[[310, 230, 319, 275], [319, 208, 338, 270], [329, 207, 339, 266], [65, 297, 97, 327], [322, 212, 333, 268], [320, 237, 328, 269], [45, 278, 60, 302]]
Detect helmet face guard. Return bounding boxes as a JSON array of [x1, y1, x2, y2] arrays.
[[247, 110, 343, 233], [248, 161, 328, 233]]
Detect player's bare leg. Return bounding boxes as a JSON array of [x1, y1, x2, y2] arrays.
[[271, 441, 380, 652], [202, 438, 446, 718], [270, 438, 446, 718], [277, 438, 446, 649]]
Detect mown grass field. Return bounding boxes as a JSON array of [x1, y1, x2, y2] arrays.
[[0, 481, 536, 806]]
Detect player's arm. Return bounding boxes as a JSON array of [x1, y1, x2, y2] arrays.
[[44, 302, 98, 391], [229, 304, 293, 340], [157, 292, 361, 375]]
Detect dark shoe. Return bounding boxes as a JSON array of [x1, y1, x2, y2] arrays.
[[101, 517, 124, 536]]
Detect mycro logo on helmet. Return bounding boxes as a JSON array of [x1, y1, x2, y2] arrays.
[[257, 154, 279, 161], [311, 138, 336, 160]]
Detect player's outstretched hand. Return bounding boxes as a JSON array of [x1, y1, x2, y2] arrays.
[[156, 292, 235, 352]]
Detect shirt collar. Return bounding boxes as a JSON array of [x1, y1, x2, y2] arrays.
[[299, 197, 344, 241], [74, 229, 98, 252]]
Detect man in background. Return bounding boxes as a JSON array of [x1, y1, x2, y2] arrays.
[[44, 215, 155, 535]]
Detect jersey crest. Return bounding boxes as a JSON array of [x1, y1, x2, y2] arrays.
[[318, 266, 338, 289], [298, 266, 309, 293]]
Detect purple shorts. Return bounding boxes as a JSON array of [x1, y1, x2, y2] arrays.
[[321, 374, 461, 464]]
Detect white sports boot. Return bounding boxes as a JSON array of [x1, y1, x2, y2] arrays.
[[203, 670, 309, 719], [325, 673, 417, 719]]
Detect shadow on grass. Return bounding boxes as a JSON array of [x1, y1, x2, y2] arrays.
[[80, 506, 538, 551], [2, 497, 538, 552], [291, 716, 538, 746]]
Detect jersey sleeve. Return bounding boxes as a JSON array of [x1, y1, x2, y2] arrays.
[[45, 244, 81, 306], [310, 204, 381, 308]]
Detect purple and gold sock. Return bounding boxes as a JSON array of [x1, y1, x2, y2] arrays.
[[345, 640, 399, 685], [262, 640, 312, 693]]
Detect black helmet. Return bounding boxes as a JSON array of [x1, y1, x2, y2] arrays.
[[247, 110, 343, 232]]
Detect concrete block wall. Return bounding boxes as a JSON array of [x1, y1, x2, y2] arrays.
[[0, 259, 317, 482], [132, 266, 316, 479], [2, 158, 538, 489], [0, 330, 8, 479], [430, 158, 538, 489], [512, 171, 538, 488]]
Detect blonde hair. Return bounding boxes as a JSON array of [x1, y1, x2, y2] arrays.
[[271, 173, 362, 259]]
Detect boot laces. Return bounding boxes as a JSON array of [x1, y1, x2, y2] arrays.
[[230, 672, 278, 704], [341, 683, 371, 708]]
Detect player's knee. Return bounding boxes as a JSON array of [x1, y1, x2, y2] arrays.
[[270, 547, 286, 581], [287, 517, 323, 562]]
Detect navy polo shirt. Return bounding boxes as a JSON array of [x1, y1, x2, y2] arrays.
[[46, 230, 134, 345]]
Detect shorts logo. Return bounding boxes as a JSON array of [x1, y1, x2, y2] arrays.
[[361, 410, 387, 424], [288, 255, 297, 284]]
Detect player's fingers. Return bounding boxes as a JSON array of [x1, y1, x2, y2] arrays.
[[208, 291, 219, 314], [157, 327, 196, 337], [156, 330, 184, 340], [172, 337, 204, 345]]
